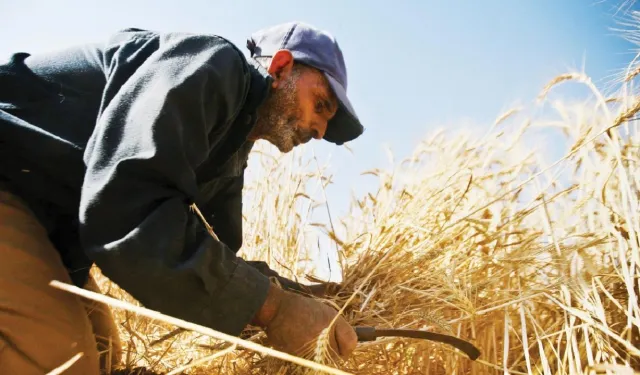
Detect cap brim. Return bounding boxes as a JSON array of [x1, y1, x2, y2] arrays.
[[323, 73, 364, 145]]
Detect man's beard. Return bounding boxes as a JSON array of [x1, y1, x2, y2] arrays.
[[254, 76, 314, 153]]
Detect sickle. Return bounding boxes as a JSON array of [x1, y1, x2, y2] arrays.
[[354, 326, 481, 360], [151, 326, 482, 361]]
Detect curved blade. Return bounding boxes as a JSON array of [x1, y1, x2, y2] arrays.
[[355, 326, 481, 360]]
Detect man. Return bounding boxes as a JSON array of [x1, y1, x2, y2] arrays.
[[0, 21, 364, 374]]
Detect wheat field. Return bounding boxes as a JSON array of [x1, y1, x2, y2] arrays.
[[64, 12, 640, 375]]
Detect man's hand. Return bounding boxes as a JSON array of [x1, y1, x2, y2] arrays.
[[252, 283, 357, 360]]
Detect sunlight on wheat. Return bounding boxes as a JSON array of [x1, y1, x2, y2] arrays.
[[88, 9, 640, 375]]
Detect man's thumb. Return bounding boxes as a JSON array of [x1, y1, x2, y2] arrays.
[[334, 320, 358, 358]]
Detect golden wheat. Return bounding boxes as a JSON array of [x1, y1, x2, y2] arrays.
[[70, 12, 640, 375]]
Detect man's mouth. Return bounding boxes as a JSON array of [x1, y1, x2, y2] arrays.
[[296, 134, 312, 146]]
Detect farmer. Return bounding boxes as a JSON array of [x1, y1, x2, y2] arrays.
[[0, 21, 364, 374]]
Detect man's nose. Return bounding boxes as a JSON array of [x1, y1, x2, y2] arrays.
[[311, 122, 327, 139]]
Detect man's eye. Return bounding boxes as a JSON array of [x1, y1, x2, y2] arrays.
[[315, 101, 324, 113]]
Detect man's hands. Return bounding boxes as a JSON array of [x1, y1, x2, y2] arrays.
[[252, 283, 357, 360]]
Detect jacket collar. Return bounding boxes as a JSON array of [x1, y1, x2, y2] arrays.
[[246, 57, 273, 111], [195, 57, 273, 186]]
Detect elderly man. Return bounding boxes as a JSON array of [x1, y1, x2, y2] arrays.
[[0, 21, 363, 374]]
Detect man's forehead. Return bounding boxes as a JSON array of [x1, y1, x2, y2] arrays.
[[300, 68, 334, 94]]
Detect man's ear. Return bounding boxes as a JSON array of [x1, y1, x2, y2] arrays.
[[268, 49, 294, 88]]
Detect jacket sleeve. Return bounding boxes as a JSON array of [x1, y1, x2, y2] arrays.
[[204, 175, 311, 294], [78, 32, 270, 336]]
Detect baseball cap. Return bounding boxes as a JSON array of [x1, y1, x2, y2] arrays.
[[246, 21, 364, 145]]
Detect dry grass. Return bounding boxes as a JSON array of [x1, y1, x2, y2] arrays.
[[76, 13, 640, 375]]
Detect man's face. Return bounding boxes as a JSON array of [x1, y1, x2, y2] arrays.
[[251, 52, 338, 153]]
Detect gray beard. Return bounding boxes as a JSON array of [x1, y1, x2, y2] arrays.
[[253, 76, 303, 153], [261, 116, 299, 153]]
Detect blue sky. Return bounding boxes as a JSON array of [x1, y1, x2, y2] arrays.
[[3, 1, 638, 278]]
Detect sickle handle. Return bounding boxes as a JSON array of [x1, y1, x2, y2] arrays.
[[354, 326, 377, 341]]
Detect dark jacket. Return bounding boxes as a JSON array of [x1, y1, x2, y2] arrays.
[[0, 28, 304, 336]]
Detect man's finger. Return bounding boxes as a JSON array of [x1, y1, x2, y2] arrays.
[[334, 319, 358, 359]]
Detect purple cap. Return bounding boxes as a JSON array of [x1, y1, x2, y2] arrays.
[[246, 22, 364, 145]]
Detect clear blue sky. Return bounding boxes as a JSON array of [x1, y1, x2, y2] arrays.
[[3, 0, 638, 278]]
